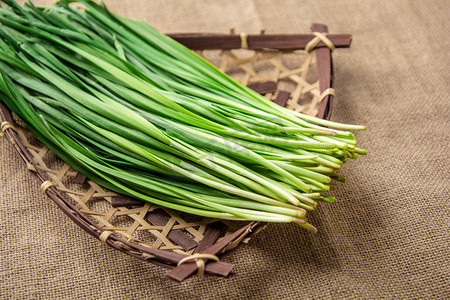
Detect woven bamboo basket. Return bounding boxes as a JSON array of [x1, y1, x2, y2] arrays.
[[0, 23, 351, 281]]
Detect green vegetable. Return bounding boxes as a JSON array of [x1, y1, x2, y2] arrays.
[[0, 0, 366, 232]]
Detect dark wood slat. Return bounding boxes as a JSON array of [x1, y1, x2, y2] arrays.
[[247, 81, 277, 94], [311, 24, 334, 120], [73, 172, 87, 184], [147, 210, 198, 251], [273, 90, 291, 107], [111, 196, 143, 207], [168, 33, 351, 50], [195, 221, 227, 254]]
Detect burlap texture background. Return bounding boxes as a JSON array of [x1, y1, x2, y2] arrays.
[[1, 0, 449, 299]]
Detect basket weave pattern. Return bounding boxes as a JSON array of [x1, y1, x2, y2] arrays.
[[211, 49, 321, 115]]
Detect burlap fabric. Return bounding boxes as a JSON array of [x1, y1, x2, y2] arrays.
[[1, 0, 449, 299]]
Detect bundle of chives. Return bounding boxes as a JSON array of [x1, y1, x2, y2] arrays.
[[0, 0, 366, 232]]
